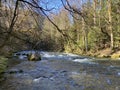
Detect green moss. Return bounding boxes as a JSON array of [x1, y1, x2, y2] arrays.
[[0, 56, 8, 81], [111, 53, 120, 59]]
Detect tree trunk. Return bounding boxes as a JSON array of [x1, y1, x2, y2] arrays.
[[98, 0, 101, 27], [107, 0, 113, 50], [82, 17, 88, 53], [0, 0, 1, 7], [93, 0, 97, 26]]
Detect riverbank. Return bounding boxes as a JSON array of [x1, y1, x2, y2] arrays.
[[64, 47, 120, 60], [93, 48, 120, 59], [79, 48, 120, 60], [0, 56, 22, 82]]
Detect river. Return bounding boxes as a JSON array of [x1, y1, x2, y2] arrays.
[[0, 51, 120, 90]]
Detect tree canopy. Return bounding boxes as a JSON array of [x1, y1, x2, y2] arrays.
[[0, 0, 120, 56]]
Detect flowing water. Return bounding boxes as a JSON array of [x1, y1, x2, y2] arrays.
[[0, 51, 120, 90]]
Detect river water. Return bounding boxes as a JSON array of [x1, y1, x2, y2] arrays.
[[0, 51, 120, 90]]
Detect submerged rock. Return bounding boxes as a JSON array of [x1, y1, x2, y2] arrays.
[[7, 69, 23, 74]]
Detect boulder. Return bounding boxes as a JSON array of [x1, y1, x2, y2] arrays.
[[27, 52, 41, 61]]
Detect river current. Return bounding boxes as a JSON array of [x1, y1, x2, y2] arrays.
[[0, 50, 120, 90]]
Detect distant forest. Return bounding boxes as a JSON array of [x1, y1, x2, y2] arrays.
[[0, 0, 120, 56]]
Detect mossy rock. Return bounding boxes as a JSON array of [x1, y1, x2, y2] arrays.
[[111, 53, 120, 59], [0, 56, 8, 73], [0, 56, 8, 81], [27, 53, 41, 61]]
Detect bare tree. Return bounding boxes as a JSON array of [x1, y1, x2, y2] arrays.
[[0, 0, 19, 48]]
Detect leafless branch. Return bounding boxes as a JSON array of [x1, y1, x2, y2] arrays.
[[19, 0, 55, 11], [0, 0, 19, 48]]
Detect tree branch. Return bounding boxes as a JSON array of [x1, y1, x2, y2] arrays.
[[19, 0, 54, 11], [0, 0, 19, 48]]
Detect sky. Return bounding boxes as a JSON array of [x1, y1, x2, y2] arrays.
[[39, 0, 88, 14], [40, 0, 63, 13]]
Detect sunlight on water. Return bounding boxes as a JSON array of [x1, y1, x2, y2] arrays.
[[33, 78, 42, 83], [73, 58, 91, 62]]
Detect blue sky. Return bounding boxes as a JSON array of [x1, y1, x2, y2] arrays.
[[40, 0, 63, 13], [39, 0, 89, 13]]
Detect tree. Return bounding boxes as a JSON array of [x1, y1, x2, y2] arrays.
[[0, 0, 119, 55], [0, 0, 46, 53], [0, 0, 19, 48], [107, 0, 113, 50], [0, 0, 1, 7]]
